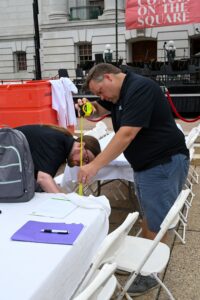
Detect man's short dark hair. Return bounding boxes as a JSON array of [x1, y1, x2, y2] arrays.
[[84, 63, 121, 91]]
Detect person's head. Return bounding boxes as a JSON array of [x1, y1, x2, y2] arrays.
[[42, 124, 101, 167], [68, 135, 101, 167], [84, 63, 125, 103]]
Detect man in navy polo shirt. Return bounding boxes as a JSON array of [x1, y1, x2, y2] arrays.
[[77, 63, 189, 296]]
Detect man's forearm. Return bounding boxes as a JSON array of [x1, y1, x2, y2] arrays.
[[92, 126, 141, 170], [37, 171, 61, 193], [77, 126, 141, 184], [40, 180, 61, 193]]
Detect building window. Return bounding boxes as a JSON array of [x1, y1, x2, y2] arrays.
[[13, 51, 27, 72], [70, 6, 103, 20], [89, 0, 104, 9], [78, 44, 92, 67]]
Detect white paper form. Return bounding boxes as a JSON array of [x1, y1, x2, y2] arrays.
[[31, 197, 77, 219]]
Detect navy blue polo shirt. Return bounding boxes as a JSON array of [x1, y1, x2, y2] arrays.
[[98, 72, 189, 171]]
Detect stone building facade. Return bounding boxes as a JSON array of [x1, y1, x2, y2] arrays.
[[0, 0, 199, 80]]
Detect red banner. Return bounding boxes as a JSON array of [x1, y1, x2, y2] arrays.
[[126, 0, 200, 30]]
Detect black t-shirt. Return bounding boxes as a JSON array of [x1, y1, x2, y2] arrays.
[[16, 125, 75, 177], [98, 72, 189, 171]]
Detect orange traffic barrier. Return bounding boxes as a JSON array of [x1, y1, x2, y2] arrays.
[[0, 81, 58, 127]]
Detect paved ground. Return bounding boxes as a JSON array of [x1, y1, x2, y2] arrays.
[[75, 117, 200, 300]]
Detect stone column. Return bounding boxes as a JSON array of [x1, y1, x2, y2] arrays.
[[100, 0, 125, 19], [48, 0, 69, 22]]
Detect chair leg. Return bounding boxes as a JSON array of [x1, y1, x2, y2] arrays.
[[179, 211, 187, 223], [189, 165, 199, 184], [116, 272, 175, 300], [173, 211, 188, 244], [124, 293, 133, 300], [184, 203, 191, 220], [116, 272, 138, 300], [173, 225, 186, 244], [186, 177, 193, 191], [184, 184, 195, 206], [184, 193, 194, 220], [180, 188, 194, 221], [186, 192, 195, 207], [136, 227, 142, 237], [153, 273, 175, 300], [115, 280, 132, 300]]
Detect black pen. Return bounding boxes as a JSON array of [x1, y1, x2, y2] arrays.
[[40, 229, 69, 234]]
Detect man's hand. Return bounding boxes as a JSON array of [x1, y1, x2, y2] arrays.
[[75, 98, 96, 117], [77, 126, 142, 185], [78, 161, 99, 185]]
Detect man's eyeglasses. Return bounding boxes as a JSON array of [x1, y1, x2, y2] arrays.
[[83, 148, 90, 164]]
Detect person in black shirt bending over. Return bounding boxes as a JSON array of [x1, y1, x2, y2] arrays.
[[76, 63, 189, 296], [16, 124, 101, 193]]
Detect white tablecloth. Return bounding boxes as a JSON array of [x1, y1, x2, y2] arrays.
[[0, 192, 110, 300], [61, 132, 133, 191]]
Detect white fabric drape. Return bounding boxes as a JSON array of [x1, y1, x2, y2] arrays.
[[50, 78, 78, 128]]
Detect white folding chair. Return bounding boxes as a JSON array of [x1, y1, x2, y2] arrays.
[[115, 189, 191, 300], [73, 212, 139, 298], [186, 148, 199, 189], [84, 121, 108, 140], [181, 185, 195, 223], [185, 127, 200, 186], [182, 127, 199, 221], [169, 188, 193, 244], [136, 187, 192, 245], [185, 127, 199, 149], [73, 263, 117, 300]]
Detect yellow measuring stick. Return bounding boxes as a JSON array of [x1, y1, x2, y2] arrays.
[[78, 101, 93, 196], [78, 115, 84, 195]]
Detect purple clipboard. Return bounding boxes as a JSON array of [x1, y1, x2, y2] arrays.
[[11, 221, 84, 245]]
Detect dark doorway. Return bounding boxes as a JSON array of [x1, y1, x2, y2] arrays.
[[132, 40, 157, 62], [190, 37, 200, 56], [190, 37, 200, 66]]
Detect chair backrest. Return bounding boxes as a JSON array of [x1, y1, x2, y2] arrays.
[[134, 189, 190, 275], [197, 123, 200, 133], [84, 121, 108, 140], [95, 212, 139, 264], [78, 212, 139, 292], [185, 127, 199, 149], [96, 121, 107, 131], [73, 263, 117, 300], [95, 121, 108, 139]]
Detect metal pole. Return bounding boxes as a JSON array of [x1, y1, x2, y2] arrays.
[[115, 0, 118, 64], [163, 42, 167, 65], [163, 42, 167, 84], [33, 0, 41, 79]]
